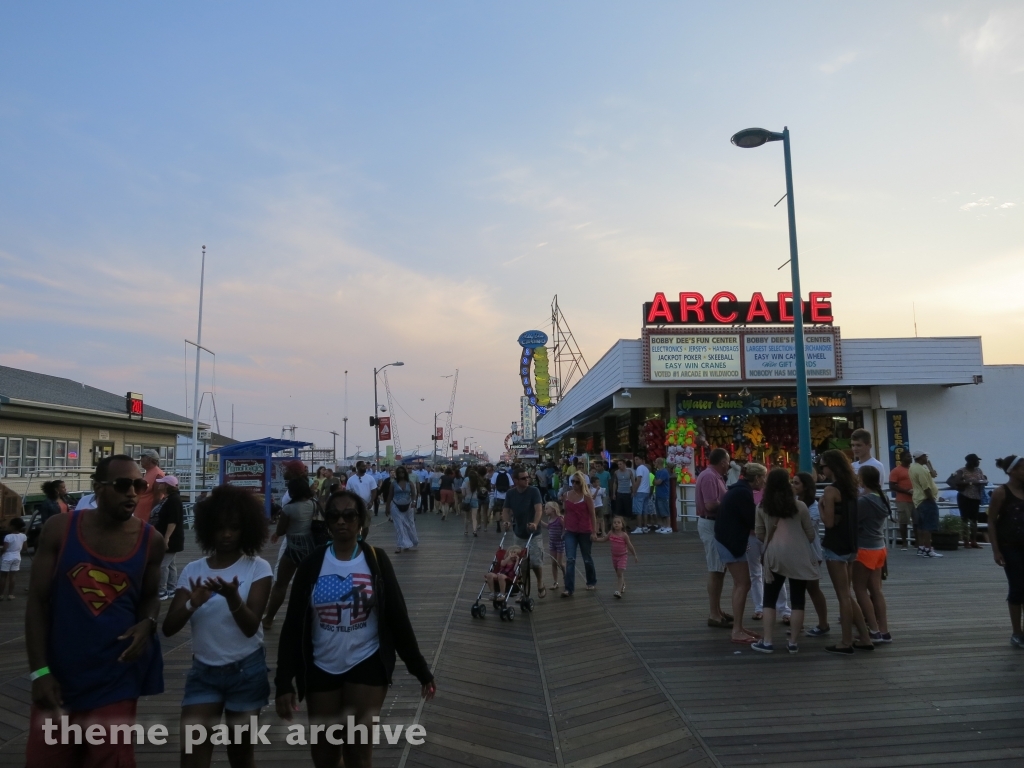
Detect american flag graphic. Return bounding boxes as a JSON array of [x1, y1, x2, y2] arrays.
[[313, 572, 374, 626]]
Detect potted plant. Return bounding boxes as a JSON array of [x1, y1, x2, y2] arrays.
[[932, 515, 962, 551]]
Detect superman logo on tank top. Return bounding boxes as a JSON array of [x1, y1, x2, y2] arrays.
[[68, 563, 130, 616]]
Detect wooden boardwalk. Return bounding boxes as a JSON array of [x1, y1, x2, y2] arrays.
[[0, 512, 1022, 766]]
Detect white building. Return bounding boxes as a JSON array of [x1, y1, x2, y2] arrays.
[[536, 334, 1023, 480]]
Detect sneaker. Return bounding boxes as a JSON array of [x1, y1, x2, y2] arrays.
[[825, 645, 855, 656], [805, 625, 830, 637], [916, 547, 926, 556], [1011, 634, 1024, 649], [631, 527, 647, 534], [751, 640, 774, 654], [787, 642, 799, 654], [159, 591, 172, 601], [869, 630, 892, 644], [658, 527, 672, 534], [925, 548, 943, 558]]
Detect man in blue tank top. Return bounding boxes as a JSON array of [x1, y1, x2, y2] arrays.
[[25, 454, 165, 767]]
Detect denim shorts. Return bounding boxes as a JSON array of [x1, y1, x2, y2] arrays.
[[714, 539, 747, 565], [915, 500, 939, 532], [821, 546, 857, 563], [182, 647, 270, 712], [632, 492, 650, 516], [655, 497, 670, 517]]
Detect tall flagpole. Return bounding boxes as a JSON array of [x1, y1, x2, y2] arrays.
[[189, 245, 206, 505]]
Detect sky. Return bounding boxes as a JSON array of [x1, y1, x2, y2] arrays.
[[1, 2, 1022, 460]]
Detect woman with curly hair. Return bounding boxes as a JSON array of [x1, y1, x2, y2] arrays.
[[163, 484, 271, 768], [276, 489, 436, 768]]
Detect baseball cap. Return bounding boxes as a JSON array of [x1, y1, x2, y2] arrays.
[[911, 450, 927, 459], [141, 449, 160, 461], [965, 453, 981, 463], [156, 475, 179, 488]]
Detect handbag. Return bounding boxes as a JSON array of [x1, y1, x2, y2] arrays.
[[945, 470, 964, 490], [393, 481, 412, 512], [310, 499, 330, 547], [760, 513, 779, 585]]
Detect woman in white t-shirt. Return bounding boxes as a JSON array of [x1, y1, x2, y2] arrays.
[[275, 490, 436, 768], [163, 485, 273, 768], [0, 517, 28, 600]]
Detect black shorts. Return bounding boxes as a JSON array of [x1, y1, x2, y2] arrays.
[[307, 651, 388, 692], [957, 494, 981, 521]]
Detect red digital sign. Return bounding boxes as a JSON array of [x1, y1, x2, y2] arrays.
[[643, 291, 833, 326], [125, 392, 144, 420]]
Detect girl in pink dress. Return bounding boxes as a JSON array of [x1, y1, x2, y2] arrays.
[[596, 516, 638, 598]]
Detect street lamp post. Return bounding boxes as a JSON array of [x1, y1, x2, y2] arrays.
[[373, 362, 404, 468], [189, 246, 207, 505], [432, 410, 451, 466], [731, 126, 813, 472]]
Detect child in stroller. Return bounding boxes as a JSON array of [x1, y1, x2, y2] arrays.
[[484, 545, 522, 602]]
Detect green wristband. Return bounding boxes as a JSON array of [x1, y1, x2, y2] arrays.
[[30, 667, 50, 682]]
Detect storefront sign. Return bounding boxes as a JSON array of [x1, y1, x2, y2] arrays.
[[886, 410, 909, 470], [644, 291, 833, 326], [677, 391, 853, 416], [517, 329, 550, 414], [743, 332, 837, 379], [649, 334, 742, 380], [224, 459, 266, 489], [645, 328, 840, 382]]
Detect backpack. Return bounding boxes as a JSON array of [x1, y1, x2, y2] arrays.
[[495, 472, 511, 493]]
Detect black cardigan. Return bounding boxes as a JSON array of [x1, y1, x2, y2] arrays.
[[714, 479, 756, 558], [274, 541, 433, 700]]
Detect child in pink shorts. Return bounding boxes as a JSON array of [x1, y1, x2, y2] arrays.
[[596, 516, 638, 598]]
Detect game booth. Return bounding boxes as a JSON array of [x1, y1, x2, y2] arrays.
[[210, 437, 312, 517]]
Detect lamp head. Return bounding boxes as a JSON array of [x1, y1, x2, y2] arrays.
[[393, 361, 404, 367], [730, 128, 784, 148]]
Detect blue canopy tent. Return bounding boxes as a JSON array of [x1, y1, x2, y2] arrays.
[[209, 438, 312, 517]]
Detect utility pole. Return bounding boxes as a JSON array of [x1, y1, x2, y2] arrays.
[[373, 362, 403, 468], [329, 430, 339, 466], [189, 245, 207, 505], [343, 370, 348, 465]]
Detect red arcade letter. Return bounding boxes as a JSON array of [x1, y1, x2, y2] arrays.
[[746, 292, 772, 322], [777, 292, 794, 322], [678, 292, 706, 322], [646, 292, 674, 324], [809, 292, 833, 323], [710, 292, 738, 323]]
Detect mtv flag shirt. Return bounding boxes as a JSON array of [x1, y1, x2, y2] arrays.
[[311, 547, 380, 674]]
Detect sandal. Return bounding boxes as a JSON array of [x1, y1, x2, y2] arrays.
[[751, 612, 763, 621], [551, 582, 559, 589], [537, 586, 547, 598], [613, 591, 622, 598]]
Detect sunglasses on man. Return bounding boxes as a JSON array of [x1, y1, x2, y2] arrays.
[[97, 478, 149, 494], [516, 475, 529, 482]]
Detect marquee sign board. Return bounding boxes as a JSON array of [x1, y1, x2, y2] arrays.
[[643, 327, 841, 382]]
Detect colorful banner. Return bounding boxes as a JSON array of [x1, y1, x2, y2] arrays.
[[434, 426, 444, 441], [886, 410, 909, 470], [377, 417, 392, 441]]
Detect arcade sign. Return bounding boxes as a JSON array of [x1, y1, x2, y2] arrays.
[[643, 291, 833, 326]]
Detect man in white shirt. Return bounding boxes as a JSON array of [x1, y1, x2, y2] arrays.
[[850, 429, 886, 478], [631, 455, 652, 534], [346, 461, 378, 510]]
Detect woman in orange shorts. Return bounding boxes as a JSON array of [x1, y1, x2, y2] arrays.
[[854, 466, 892, 643]]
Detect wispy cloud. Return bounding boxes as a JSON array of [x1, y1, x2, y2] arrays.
[[819, 51, 859, 75], [958, 9, 1024, 72]]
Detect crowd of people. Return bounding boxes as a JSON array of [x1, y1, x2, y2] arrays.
[[11, 432, 1024, 765], [22, 454, 434, 768]]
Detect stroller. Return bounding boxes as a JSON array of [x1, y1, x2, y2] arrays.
[[471, 532, 536, 621]]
